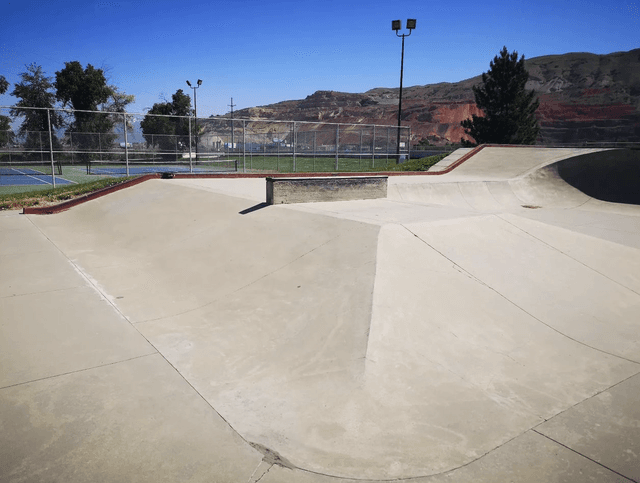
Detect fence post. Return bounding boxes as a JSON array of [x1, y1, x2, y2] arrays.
[[292, 121, 296, 172], [372, 125, 376, 168], [242, 120, 246, 173], [386, 128, 390, 163], [70, 132, 75, 166], [335, 124, 339, 171], [47, 109, 56, 188], [123, 113, 130, 176], [188, 117, 193, 173]]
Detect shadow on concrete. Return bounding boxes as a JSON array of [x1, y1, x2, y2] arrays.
[[558, 149, 640, 205], [239, 202, 270, 215]]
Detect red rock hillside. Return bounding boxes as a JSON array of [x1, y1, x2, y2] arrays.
[[230, 49, 640, 146]]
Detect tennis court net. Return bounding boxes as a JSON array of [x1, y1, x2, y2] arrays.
[[86, 158, 238, 176], [0, 160, 63, 176]]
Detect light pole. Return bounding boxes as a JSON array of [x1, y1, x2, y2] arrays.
[[186, 79, 202, 161], [392, 19, 416, 163]]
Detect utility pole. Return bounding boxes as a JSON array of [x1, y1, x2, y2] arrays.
[[229, 98, 236, 153], [186, 79, 202, 161]]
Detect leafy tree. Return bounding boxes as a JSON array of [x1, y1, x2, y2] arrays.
[[0, 75, 11, 147], [461, 47, 540, 145], [140, 89, 192, 153], [55, 61, 115, 157], [102, 86, 136, 132], [10, 64, 63, 152]]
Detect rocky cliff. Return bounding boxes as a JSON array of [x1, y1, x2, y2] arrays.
[[233, 49, 640, 145]]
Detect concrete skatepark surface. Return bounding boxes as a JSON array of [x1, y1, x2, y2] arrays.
[[1, 147, 639, 482]]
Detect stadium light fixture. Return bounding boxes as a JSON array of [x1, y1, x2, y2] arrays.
[[186, 79, 202, 161], [392, 18, 416, 163]]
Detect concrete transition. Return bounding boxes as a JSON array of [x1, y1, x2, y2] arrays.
[[1, 146, 639, 482], [266, 175, 388, 204]]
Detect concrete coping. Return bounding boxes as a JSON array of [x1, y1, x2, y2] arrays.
[[266, 175, 388, 181]]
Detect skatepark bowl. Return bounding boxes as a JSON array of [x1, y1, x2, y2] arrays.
[[1, 146, 639, 482]]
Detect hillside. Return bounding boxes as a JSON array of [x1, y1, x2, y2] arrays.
[[232, 49, 640, 145]]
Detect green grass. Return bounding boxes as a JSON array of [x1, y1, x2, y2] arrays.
[[373, 153, 450, 172], [238, 154, 398, 172], [0, 175, 137, 211], [237, 153, 450, 173]]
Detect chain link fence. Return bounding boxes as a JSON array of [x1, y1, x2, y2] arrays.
[[0, 107, 412, 178]]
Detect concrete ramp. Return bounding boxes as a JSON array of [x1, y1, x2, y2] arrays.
[[392, 147, 639, 212], [429, 146, 610, 180], [3, 146, 640, 482]]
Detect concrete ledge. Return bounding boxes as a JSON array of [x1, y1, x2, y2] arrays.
[[266, 176, 388, 204]]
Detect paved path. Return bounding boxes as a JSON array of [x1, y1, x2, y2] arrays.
[[2, 148, 639, 482]]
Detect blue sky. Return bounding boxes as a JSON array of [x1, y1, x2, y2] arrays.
[[1, 0, 638, 117]]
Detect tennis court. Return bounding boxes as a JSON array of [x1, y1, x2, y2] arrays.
[[0, 175, 73, 186], [0, 164, 73, 187], [86, 158, 239, 176]]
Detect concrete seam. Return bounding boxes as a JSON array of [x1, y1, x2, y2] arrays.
[[456, 181, 476, 210], [532, 370, 640, 426], [485, 180, 506, 207], [0, 353, 157, 391], [290, 430, 540, 481], [401, 223, 640, 366], [22, 215, 264, 463], [497, 214, 640, 298], [531, 429, 638, 482], [0, 284, 84, 299]]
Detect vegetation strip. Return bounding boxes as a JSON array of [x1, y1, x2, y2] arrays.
[[11, 149, 496, 215]]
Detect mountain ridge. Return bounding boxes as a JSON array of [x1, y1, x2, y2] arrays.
[[232, 48, 640, 145]]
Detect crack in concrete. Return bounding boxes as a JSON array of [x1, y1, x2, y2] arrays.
[[249, 442, 295, 469]]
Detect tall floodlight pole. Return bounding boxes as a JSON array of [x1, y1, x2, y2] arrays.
[[392, 19, 416, 164], [186, 79, 202, 161]]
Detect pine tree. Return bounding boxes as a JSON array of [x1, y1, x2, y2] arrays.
[[461, 47, 540, 145]]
